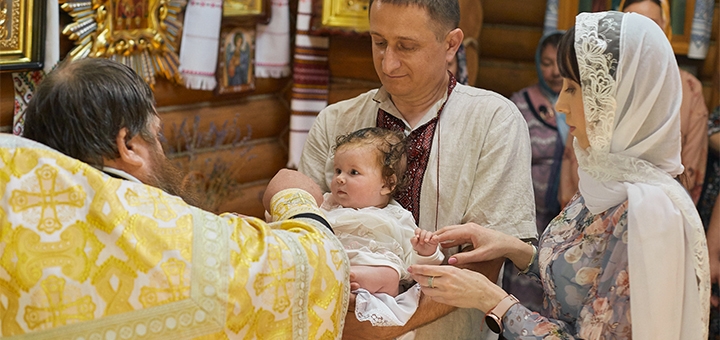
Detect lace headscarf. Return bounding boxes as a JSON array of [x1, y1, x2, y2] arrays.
[[572, 11, 710, 339]]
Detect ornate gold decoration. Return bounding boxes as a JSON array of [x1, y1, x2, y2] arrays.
[[321, 0, 370, 31], [125, 187, 178, 221], [9, 164, 86, 234], [0, 1, 9, 40], [138, 258, 190, 308], [59, 0, 187, 85], [24, 275, 96, 330], [0, 0, 43, 70], [223, 0, 264, 18]]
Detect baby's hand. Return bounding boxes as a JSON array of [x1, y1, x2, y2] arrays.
[[411, 228, 439, 257]]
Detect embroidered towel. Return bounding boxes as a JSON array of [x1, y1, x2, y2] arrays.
[[255, 0, 291, 78], [288, 0, 329, 168], [44, 0, 59, 72], [179, 0, 223, 90]]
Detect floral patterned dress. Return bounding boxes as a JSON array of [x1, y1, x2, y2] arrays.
[[502, 194, 632, 339]]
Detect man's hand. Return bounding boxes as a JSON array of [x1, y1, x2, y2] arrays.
[[342, 292, 456, 340]]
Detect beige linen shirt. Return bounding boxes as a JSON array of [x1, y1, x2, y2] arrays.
[[299, 84, 537, 339]]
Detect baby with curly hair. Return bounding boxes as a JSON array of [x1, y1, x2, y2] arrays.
[[320, 127, 443, 297]]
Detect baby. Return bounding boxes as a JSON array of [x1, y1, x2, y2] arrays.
[[320, 127, 443, 296]]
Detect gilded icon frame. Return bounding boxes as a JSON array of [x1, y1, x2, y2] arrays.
[[216, 25, 255, 94], [222, 0, 269, 22], [58, 0, 187, 85], [0, 0, 45, 72], [320, 0, 369, 32]]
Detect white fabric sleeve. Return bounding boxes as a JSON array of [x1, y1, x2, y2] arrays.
[[411, 246, 444, 265]]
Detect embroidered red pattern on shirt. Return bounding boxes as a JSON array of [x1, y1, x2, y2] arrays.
[[376, 73, 456, 223]]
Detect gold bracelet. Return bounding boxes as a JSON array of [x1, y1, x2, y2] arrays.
[[517, 242, 536, 274]]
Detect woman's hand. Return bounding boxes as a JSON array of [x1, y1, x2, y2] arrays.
[[408, 264, 507, 313], [434, 223, 532, 268]]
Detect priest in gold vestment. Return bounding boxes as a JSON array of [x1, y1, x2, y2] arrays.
[[0, 58, 350, 339], [0, 134, 350, 339]]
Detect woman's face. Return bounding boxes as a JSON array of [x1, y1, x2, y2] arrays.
[[623, 0, 665, 29], [540, 44, 562, 94], [555, 78, 590, 149]]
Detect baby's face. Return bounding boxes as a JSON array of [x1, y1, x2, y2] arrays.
[[331, 144, 392, 209]]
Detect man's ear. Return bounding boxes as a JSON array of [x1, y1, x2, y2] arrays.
[[113, 128, 145, 168], [381, 174, 397, 196], [445, 28, 464, 63]]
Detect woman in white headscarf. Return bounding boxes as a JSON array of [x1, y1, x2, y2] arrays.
[[407, 11, 710, 339]]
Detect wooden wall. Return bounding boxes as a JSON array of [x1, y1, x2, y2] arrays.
[[154, 77, 291, 218], [477, 0, 545, 97]]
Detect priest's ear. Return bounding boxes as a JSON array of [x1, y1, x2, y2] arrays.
[[105, 127, 147, 172]]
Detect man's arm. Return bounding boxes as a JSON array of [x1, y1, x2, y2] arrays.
[[342, 293, 455, 340], [341, 257, 504, 340]]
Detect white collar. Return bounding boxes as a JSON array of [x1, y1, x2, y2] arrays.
[[102, 167, 143, 184]]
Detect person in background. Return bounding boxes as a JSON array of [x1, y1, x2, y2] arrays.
[[9, 57, 350, 339], [558, 0, 710, 207], [504, 31, 566, 314], [409, 11, 710, 339], [697, 105, 720, 339]]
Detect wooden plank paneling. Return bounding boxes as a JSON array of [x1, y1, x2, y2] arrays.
[[154, 77, 291, 107], [479, 24, 543, 62], [169, 139, 287, 185], [329, 35, 378, 82], [459, 0, 484, 40], [159, 96, 289, 150], [557, 0, 580, 31], [477, 59, 537, 98], [701, 42, 718, 79], [0, 73, 14, 130], [329, 80, 379, 104], [483, 0, 545, 26]]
